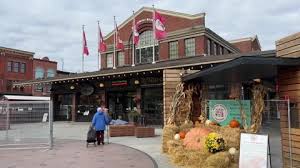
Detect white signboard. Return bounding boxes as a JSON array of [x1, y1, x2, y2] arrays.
[[42, 113, 48, 122], [239, 133, 269, 168]]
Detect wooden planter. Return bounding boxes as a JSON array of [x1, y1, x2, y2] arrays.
[[109, 125, 136, 137], [135, 127, 155, 138]]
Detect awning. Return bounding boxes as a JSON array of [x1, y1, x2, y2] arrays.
[[182, 56, 300, 83], [1, 95, 50, 101]]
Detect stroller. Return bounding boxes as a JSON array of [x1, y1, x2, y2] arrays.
[[86, 126, 97, 147]]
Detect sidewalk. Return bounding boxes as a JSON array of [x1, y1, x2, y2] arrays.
[[53, 122, 174, 168], [0, 140, 157, 168]]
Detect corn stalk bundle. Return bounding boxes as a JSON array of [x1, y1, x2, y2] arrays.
[[250, 84, 266, 133]]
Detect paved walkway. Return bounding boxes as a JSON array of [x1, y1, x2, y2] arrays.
[[0, 122, 174, 168], [0, 140, 157, 168]]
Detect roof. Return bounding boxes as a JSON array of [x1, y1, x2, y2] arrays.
[[183, 55, 300, 83], [229, 35, 262, 50], [0, 46, 35, 56], [104, 6, 205, 40], [14, 50, 276, 86], [1, 95, 50, 101]]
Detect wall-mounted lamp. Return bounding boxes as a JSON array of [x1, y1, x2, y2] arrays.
[[70, 85, 75, 90], [134, 80, 140, 85], [99, 83, 104, 88]]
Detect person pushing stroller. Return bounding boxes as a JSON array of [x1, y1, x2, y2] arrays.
[[92, 106, 110, 145]]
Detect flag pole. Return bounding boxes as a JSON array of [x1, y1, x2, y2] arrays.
[[82, 25, 85, 72], [152, 4, 156, 64], [113, 16, 116, 69], [97, 20, 100, 71], [132, 10, 135, 67]]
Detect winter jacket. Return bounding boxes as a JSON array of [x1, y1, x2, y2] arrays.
[[92, 111, 110, 131]]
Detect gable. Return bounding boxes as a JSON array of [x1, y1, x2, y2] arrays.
[[104, 7, 205, 45]]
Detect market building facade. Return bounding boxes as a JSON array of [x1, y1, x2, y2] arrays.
[[14, 7, 264, 124]]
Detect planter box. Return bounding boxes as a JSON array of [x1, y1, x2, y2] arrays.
[[109, 125, 136, 137], [135, 127, 155, 138]]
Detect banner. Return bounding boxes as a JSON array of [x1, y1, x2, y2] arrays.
[[209, 100, 251, 126]]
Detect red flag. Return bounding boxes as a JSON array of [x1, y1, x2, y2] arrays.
[[82, 29, 89, 56], [132, 19, 139, 45], [98, 24, 107, 53], [115, 23, 124, 50], [154, 11, 167, 40]]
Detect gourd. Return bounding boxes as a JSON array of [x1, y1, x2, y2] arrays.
[[228, 147, 237, 155], [174, 134, 180, 140], [229, 119, 240, 128], [183, 128, 211, 150]]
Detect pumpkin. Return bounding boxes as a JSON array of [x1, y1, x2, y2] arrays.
[[179, 131, 186, 139], [229, 119, 240, 128], [174, 134, 180, 140], [183, 127, 212, 150]]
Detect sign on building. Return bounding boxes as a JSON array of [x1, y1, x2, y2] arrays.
[[209, 100, 251, 126]]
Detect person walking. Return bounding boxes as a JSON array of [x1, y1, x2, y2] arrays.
[[92, 106, 110, 145]]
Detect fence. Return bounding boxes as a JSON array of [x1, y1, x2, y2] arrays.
[[0, 100, 53, 150]]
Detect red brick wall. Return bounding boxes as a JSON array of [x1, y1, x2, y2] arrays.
[[178, 39, 185, 58], [101, 9, 205, 68], [196, 36, 205, 55], [0, 51, 33, 95], [231, 39, 261, 53], [159, 42, 169, 60], [252, 39, 261, 51], [105, 10, 204, 44], [32, 58, 57, 96]]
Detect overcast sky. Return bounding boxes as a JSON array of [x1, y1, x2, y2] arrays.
[[0, 0, 299, 72]]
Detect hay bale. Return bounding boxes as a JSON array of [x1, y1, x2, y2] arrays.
[[219, 127, 241, 149], [162, 125, 179, 153], [204, 151, 231, 168], [179, 121, 194, 132]]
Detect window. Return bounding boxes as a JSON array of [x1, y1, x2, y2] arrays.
[[13, 62, 19, 72], [185, 38, 195, 57], [35, 84, 43, 92], [169, 41, 178, 59], [35, 67, 44, 79], [7, 61, 12, 72], [213, 42, 217, 55], [135, 30, 158, 64], [47, 69, 55, 78], [117, 52, 125, 66], [207, 39, 211, 55], [106, 53, 113, 68], [20, 63, 26, 73]]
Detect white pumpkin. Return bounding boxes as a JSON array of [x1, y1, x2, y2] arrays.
[[205, 120, 212, 126], [174, 134, 180, 140], [228, 147, 237, 155]]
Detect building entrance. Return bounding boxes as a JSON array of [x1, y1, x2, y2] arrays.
[[108, 92, 136, 121]]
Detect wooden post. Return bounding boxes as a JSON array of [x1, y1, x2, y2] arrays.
[[71, 93, 77, 122]]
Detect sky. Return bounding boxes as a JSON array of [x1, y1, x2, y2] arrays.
[[0, 0, 299, 73]]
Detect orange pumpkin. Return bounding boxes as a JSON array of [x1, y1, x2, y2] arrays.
[[183, 127, 212, 150], [229, 119, 240, 128], [179, 131, 186, 139]]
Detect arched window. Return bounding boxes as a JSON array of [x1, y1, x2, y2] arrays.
[[47, 69, 55, 78], [35, 67, 44, 79], [135, 30, 159, 64]]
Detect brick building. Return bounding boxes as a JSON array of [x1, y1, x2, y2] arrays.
[[15, 7, 265, 123], [0, 46, 57, 97], [101, 7, 261, 69]]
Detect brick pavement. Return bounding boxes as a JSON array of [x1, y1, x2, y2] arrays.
[[0, 140, 157, 168]]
